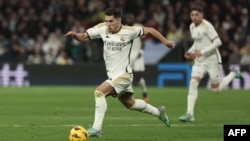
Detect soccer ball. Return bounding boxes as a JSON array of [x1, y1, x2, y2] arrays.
[[69, 126, 89, 141]]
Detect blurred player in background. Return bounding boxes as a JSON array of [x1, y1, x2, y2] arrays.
[[65, 8, 175, 137], [179, 5, 242, 122], [125, 13, 149, 102]]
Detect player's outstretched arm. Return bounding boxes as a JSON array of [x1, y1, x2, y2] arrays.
[[143, 27, 175, 49], [64, 31, 89, 42]]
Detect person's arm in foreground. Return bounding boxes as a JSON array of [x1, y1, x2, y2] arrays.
[[143, 27, 175, 49], [64, 31, 89, 42]]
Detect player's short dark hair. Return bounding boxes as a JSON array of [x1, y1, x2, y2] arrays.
[[105, 8, 122, 18], [190, 5, 203, 13]]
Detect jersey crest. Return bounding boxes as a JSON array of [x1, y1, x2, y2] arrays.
[[120, 36, 125, 42]]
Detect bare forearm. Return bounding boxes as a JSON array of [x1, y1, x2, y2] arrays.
[[73, 33, 89, 42], [65, 31, 89, 42], [144, 27, 175, 48]]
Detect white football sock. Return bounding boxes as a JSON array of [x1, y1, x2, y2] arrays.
[[92, 90, 107, 130], [187, 79, 199, 116], [138, 78, 147, 93], [130, 99, 160, 116], [217, 72, 236, 92]]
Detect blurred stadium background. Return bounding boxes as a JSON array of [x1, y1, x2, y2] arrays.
[[0, 0, 249, 88], [0, 1, 250, 141]]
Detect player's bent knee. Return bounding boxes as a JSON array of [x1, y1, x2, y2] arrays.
[[125, 104, 132, 109], [210, 84, 220, 93], [94, 90, 105, 97], [190, 79, 199, 88], [211, 87, 220, 93], [121, 99, 135, 109], [120, 102, 134, 109], [188, 79, 199, 96]]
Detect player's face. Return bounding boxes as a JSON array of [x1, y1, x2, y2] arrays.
[[105, 15, 121, 33], [190, 10, 203, 26]]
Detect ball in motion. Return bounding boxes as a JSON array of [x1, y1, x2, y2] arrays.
[[69, 126, 89, 141]]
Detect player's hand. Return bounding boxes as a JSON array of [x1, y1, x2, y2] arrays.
[[166, 41, 175, 49], [184, 52, 195, 60], [64, 31, 77, 37], [194, 49, 202, 57]]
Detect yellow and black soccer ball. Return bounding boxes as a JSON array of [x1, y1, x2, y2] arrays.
[[69, 126, 89, 141]]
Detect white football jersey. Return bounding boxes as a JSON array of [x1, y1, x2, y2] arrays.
[[190, 19, 222, 64], [130, 23, 143, 61], [86, 23, 144, 79]]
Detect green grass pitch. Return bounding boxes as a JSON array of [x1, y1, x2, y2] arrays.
[[0, 86, 249, 141]]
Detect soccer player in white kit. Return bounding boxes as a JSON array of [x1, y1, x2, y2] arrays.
[[65, 8, 175, 137], [125, 13, 149, 102], [178, 5, 242, 122]]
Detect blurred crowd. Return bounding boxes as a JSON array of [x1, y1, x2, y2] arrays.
[[0, 0, 249, 65]]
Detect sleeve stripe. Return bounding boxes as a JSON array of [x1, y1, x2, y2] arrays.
[[137, 27, 144, 37], [211, 36, 218, 41], [137, 30, 142, 38], [85, 31, 91, 40]]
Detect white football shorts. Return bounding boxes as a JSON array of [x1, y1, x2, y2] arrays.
[[106, 72, 134, 97], [191, 63, 222, 84]]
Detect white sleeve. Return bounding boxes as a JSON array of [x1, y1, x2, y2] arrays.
[[200, 24, 222, 55], [86, 26, 101, 39], [200, 37, 222, 55], [188, 24, 196, 53], [132, 26, 144, 39], [206, 25, 218, 41], [188, 43, 196, 53]]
